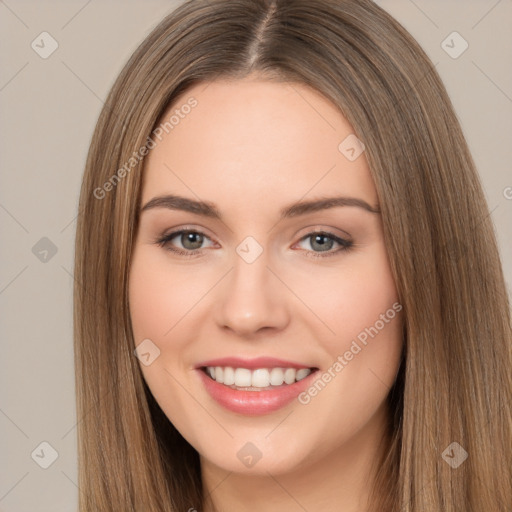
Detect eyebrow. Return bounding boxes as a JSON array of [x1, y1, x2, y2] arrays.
[[140, 194, 381, 219]]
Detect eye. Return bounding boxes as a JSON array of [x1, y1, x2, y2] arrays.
[[155, 229, 216, 256], [155, 229, 353, 258], [295, 231, 353, 257]]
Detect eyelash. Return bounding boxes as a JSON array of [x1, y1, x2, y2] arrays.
[[154, 229, 353, 259]]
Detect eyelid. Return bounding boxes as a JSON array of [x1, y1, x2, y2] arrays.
[[158, 225, 217, 244], [293, 224, 353, 241]]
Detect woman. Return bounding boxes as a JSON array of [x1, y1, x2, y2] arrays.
[[74, 0, 512, 510]]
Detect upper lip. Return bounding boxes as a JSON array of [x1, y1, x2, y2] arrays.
[[195, 356, 316, 370]]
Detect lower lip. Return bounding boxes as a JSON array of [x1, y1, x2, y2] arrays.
[[197, 369, 317, 415]]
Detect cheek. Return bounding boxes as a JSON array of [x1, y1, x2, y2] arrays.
[[292, 245, 400, 355], [128, 249, 205, 343], [129, 264, 170, 344], [294, 249, 403, 444], [320, 249, 403, 406], [128, 250, 200, 429], [293, 247, 404, 421], [332, 266, 399, 349]]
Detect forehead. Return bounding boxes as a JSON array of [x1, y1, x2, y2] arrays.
[[141, 78, 377, 212]]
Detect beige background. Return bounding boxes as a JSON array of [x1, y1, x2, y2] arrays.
[[1, 1, 511, 510]]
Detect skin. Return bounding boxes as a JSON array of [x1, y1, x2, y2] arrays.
[[129, 76, 404, 512]]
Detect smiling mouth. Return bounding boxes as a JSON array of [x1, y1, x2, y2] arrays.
[[201, 366, 318, 391]]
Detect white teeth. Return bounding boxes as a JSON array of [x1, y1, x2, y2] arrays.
[[205, 366, 313, 388], [269, 368, 285, 386], [251, 369, 270, 387], [296, 368, 312, 381], [234, 368, 252, 387], [223, 366, 235, 385], [284, 368, 296, 384]]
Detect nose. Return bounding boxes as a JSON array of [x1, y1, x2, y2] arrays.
[[213, 253, 290, 337]]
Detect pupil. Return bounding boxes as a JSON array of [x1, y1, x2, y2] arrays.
[[182, 232, 203, 250], [311, 234, 333, 252]]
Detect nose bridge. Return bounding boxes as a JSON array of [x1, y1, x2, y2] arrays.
[[214, 247, 289, 335]]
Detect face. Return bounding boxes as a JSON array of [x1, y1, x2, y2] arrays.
[[129, 77, 403, 478]]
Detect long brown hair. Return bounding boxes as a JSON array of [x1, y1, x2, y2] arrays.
[[74, 0, 512, 510]]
